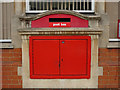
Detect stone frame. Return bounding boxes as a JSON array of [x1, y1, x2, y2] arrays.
[[18, 28, 103, 88]]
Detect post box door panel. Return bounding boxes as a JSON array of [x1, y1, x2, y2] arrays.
[[60, 40, 87, 75], [30, 36, 91, 79], [33, 40, 60, 75]]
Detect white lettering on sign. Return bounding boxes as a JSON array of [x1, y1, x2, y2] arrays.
[[61, 23, 66, 26], [50, 22, 70, 27], [53, 23, 60, 26]]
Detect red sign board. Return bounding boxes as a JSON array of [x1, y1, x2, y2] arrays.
[[49, 22, 70, 27], [31, 14, 88, 28]]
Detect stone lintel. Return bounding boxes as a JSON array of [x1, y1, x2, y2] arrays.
[[18, 28, 103, 36]]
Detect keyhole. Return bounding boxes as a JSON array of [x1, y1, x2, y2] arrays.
[[62, 41, 65, 43]]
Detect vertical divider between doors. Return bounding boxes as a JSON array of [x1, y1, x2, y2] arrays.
[[59, 39, 61, 75]]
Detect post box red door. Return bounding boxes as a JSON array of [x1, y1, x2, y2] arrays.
[[32, 40, 60, 75], [60, 40, 88, 75], [30, 36, 91, 79]]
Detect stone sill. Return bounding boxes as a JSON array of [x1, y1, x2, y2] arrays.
[[0, 40, 14, 49], [109, 39, 120, 42], [107, 39, 120, 49]]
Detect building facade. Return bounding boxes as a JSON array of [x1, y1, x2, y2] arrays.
[[0, 0, 120, 88]]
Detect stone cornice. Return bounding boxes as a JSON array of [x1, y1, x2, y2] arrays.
[[19, 10, 101, 21], [18, 28, 103, 35]]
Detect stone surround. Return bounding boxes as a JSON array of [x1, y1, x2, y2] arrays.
[[18, 28, 103, 88]]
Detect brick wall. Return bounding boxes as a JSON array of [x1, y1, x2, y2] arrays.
[[1, 48, 120, 88], [98, 48, 120, 88], [1, 48, 22, 88]]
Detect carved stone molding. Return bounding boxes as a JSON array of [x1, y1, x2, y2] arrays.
[[18, 28, 102, 39], [19, 10, 101, 21]]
